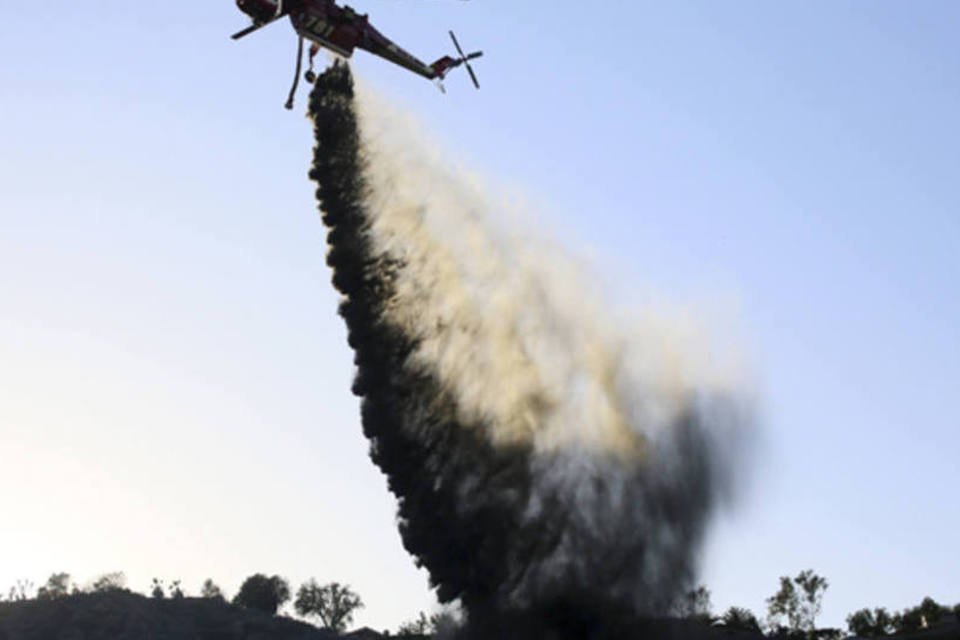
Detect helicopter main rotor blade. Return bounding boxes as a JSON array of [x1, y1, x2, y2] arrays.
[[231, 23, 263, 40], [231, 11, 285, 40]]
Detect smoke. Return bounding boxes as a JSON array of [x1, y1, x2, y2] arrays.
[[308, 63, 749, 638]]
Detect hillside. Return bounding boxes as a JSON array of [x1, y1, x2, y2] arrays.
[[0, 591, 339, 640], [0, 590, 774, 640]]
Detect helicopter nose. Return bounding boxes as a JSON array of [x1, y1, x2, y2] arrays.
[[236, 0, 275, 22]]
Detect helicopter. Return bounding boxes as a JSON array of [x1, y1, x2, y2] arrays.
[[232, 0, 483, 109]]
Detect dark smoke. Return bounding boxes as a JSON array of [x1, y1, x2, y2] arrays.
[[307, 62, 743, 639]]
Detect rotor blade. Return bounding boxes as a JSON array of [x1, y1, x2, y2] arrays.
[[231, 12, 284, 40], [448, 31, 480, 88], [464, 61, 480, 89], [231, 23, 263, 40], [449, 30, 467, 60]]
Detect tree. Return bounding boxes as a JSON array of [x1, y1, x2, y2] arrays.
[[847, 608, 893, 637], [90, 572, 127, 593], [675, 585, 713, 624], [201, 579, 225, 600], [893, 607, 922, 633], [873, 608, 894, 636], [151, 578, 165, 599], [397, 608, 460, 636], [294, 579, 364, 633], [398, 610, 462, 636], [36, 573, 72, 600], [7, 579, 35, 602], [893, 597, 950, 633], [397, 611, 432, 635], [766, 570, 828, 635], [917, 597, 949, 627], [721, 607, 762, 633], [233, 574, 291, 615], [169, 579, 184, 599]]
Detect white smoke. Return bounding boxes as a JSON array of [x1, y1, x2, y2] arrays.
[[352, 86, 748, 461]]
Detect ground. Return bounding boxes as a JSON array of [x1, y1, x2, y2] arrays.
[[0, 591, 335, 640]]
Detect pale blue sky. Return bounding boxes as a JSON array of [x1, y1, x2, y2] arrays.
[[1, 0, 957, 632]]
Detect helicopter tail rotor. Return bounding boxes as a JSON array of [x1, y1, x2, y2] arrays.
[[449, 30, 482, 89]]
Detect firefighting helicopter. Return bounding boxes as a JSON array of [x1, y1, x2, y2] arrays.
[[232, 0, 483, 109]]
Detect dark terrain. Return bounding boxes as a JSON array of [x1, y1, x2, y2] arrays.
[[0, 591, 768, 640], [6, 590, 953, 640], [0, 592, 341, 640]]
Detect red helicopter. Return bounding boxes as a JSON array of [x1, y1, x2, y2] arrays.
[[232, 0, 483, 109]]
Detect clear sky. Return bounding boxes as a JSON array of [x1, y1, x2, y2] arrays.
[[1, 0, 958, 632]]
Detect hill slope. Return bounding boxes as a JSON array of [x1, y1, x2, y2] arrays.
[[0, 592, 337, 640]]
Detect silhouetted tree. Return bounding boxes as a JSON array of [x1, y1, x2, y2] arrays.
[[847, 607, 894, 637], [151, 578, 165, 599], [398, 611, 432, 635], [201, 578, 224, 600], [169, 579, 184, 599], [90, 572, 126, 593], [233, 574, 290, 615], [36, 573, 72, 600], [397, 610, 459, 636], [893, 597, 950, 633], [294, 579, 363, 633], [917, 597, 949, 627], [893, 607, 922, 634], [721, 606, 762, 633], [766, 570, 828, 635], [7, 580, 35, 602], [675, 585, 713, 624]]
